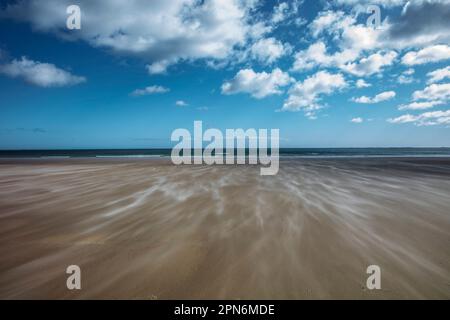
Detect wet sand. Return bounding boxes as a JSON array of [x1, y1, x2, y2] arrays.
[[0, 158, 449, 299]]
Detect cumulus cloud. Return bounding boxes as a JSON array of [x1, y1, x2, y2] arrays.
[[388, 110, 450, 126], [292, 10, 389, 73], [399, 80, 450, 111], [0, 56, 85, 87], [309, 7, 450, 74], [412, 83, 450, 101], [343, 51, 397, 77], [175, 100, 188, 107], [272, 2, 289, 24], [282, 71, 347, 113], [335, 0, 407, 7], [402, 45, 450, 66], [403, 68, 415, 75], [397, 68, 415, 84], [427, 66, 450, 84], [296, 10, 385, 67], [356, 79, 371, 88], [250, 37, 289, 64], [309, 10, 347, 38], [397, 75, 413, 84], [146, 60, 172, 75], [351, 117, 363, 123], [388, 0, 450, 48], [131, 85, 170, 96], [292, 41, 358, 71], [352, 90, 396, 103], [221, 68, 292, 99], [299, 1, 450, 75], [5, 0, 447, 78], [0, 0, 260, 73], [271, 1, 304, 26], [398, 100, 445, 111]]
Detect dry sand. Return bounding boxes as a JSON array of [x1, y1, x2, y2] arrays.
[[0, 158, 449, 299]]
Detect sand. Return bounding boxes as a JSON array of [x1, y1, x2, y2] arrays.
[[0, 158, 449, 299]]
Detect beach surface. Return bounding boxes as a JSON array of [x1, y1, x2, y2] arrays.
[[0, 158, 449, 299]]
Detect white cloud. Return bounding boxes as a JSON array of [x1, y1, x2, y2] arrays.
[[221, 68, 292, 99], [292, 41, 358, 71], [427, 66, 450, 84], [175, 100, 188, 106], [352, 90, 396, 104], [397, 76, 413, 84], [402, 45, 450, 66], [343, 51, 398, 77], [388, 114, 417, 124], [131, 85, 170, 96], [272, 2, 289, 24], [271, 0, 304, 26], [412, 83, 450, 101], [282, 71, 347, 113], [398, 100, 445, 111], [340, 21, 384, 52], [296, 11, 381, 73], [7, 0, 448, 79], [308, 9, 381, 53], [399, 81, 450, 112], [388, 110, 450, 126], [309, 10, 346, 38], [351, 117, 363, 123], [302, 2, 450, 74], [304, 2, 450, 73], [251, 38, 289, 64], [0, 0, 260, 73], [146, 60, 171, 75], [335, 0, 407, 7], [309, 10, 382, 52], [403, 68, 415, 76], [247, 21, 272, 40], [387, 1, 450, 49], [0, 56, 85, 87], [293, 11, 381, 72], [397, 68, 415, 84], [356, 79, 371, 88]]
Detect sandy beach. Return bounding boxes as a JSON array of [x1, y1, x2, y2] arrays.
[[0, 158, 449, 299]]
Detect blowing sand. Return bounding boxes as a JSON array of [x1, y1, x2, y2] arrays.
[[0, 158, 449, 299]]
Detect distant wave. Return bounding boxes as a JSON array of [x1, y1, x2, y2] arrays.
[[95, 155, 166, 158], [1, 148, 450, 159]]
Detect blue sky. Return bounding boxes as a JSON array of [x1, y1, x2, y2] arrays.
[[0, 0, 450, 149]]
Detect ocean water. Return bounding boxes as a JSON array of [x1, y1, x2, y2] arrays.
[[0, 147, 450, 158]]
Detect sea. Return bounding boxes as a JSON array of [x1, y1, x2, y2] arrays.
[[0, 148, 450, 158]]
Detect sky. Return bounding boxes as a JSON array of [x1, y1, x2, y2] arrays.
[[0, 0, 450, 149]]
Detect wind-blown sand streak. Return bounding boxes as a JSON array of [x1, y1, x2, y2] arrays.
[[0, 158, 449, 299]]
